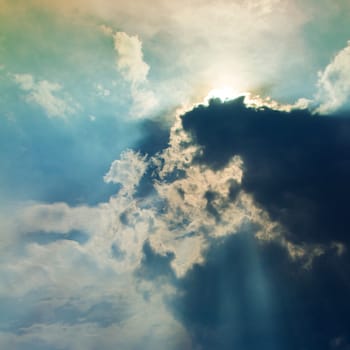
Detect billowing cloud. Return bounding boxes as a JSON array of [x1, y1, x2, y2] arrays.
[[113, 31, 150, 85], [102, 28, 158, 117], [104, 149, 148, 195], [13, 73, 77, 118], [182, 97, 350, 247], [315, 41, 350, 114], [173, 97, 350, 350]]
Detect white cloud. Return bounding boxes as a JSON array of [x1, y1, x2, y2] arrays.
[[14, 73, 77, 118], [315, 41, 350, 114], [104, 149, 148, 196], [0, 276, 191, 350], [113, 31, 150, 86], [100, 28, 158, 118]]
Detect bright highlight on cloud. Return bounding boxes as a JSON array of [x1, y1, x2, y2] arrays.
[[315, 41, 350, 114], [204, 86, 242, 103]]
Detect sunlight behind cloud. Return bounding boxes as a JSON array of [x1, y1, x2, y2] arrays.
[[204, 86, 243, 104]]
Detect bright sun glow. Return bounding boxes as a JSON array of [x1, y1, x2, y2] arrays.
[[204, 86, 244, 104]]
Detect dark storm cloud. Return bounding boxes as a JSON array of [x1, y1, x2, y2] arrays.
[[172, 232, 350, 350], [157, 97, 350, 350], [182, 97, 350, 245]]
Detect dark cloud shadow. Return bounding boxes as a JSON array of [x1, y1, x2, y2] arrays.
[[171, 232, 350, 350], [171, 98, 350, 349], [182, 97, 350, 245]]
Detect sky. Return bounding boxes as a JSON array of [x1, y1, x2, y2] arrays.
[[1, 0, 350, 349]]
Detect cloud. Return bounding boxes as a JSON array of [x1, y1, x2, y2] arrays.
[[8, 100, 338, 280], [1, 200, 191, 348], [181, 97, 350, 248], [173, 230, 350, 350], [0, 310, 192, 350], [13, 73, 34, 90], [104, 149, 148, 196], [101, 28, 158, 118], [95, 83, 111, 97], [11, 99, 343, 281], [315, 41, 350, 114], [0, 278, 191, 350], [2, 1, 350, 349], [2, 99, 349, 349], [4, 0, 350, 116], [13, 74, 77, 118], [113, 31, 150, 85], [5, 0, 318, 104], [15, 202, 102, 237]]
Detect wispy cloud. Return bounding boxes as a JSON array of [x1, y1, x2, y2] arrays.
[[101, 27, 158, 118], [13, 73, 78, 118]]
